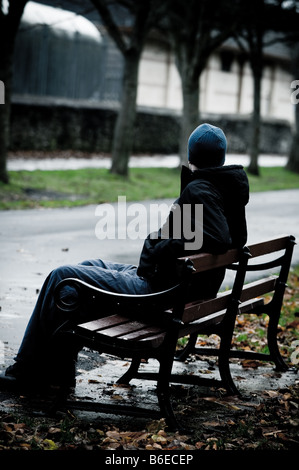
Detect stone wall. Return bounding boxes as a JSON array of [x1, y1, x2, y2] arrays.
[[10, 98, 292, 155]]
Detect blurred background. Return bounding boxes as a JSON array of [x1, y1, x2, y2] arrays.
[[1, 0, 299, 182]]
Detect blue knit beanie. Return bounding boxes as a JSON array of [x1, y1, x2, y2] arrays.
[[188, 123, 227, 168]]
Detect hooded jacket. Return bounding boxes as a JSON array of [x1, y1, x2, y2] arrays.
[[137, 164, 249, 291]]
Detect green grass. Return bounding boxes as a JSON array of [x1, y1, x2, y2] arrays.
[[0, 166, 299, 210], [246, 166, 299, 192]]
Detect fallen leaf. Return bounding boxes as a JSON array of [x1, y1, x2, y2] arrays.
[[106, 431, 121, 440], [263, 429, 283, 437], [227, 419, 236, 426], [111, 394, 124, 401], [264, 390, 280, 398], [48, 427, 61, 434], [286, 320, 299, 329], [42, 439, 59, 450], [13, 423, 26, 431], [195, 441, 205, 449], [241, 359, 261, 369], [202, 420, 221, 427], [289, 419, 299, 427], [151, 434, 167, 444], [201, 397, 241, 410]]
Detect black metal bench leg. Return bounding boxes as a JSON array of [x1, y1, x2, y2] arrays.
[[156, 350, 183, 431], [218, 321, 240, 396], [175, 333, 197, 361], [218, 350, 240, 396], [116, 357, 141, 384], [268, 314, 288, 371], [157, 388, 179, 431]]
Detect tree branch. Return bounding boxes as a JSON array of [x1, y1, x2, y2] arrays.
[[90, 0, 128, 54]]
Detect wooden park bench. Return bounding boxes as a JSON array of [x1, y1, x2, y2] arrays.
[[53, 234, 296, 429]]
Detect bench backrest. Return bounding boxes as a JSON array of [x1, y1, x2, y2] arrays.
[[185, 235, 295, 274], [180, 235, 296, 324]]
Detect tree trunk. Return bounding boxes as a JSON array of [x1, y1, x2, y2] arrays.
[[179, 77, 200, 166], [247, 65, 262, 176], [110, 51, 140, 176], [0, 36, 14, 184], [286, 46, 299, 173], [0, 1, 28, 184], [287, 92, 299, 173]]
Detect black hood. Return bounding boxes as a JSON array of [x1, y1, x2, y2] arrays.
[[138, 163, 249, 285], [180, 164, 250, 207]]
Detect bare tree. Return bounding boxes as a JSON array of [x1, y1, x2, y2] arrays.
[[284, 0, 299, 173], [234, 0, 299, 175], [161, 0, 242, 165], [287, 44, 299, 173], [91, 0, 167, 176], [0, 0, 28, 184], [233, 0, 265, 176]]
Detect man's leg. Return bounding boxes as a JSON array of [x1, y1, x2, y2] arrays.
[[1, 259, 151, 390]]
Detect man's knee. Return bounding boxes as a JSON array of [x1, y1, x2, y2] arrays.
[[50, 265, 75, 283], [50, 265, 80, 305]]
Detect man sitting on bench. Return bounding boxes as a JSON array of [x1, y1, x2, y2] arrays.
[[0, 123, 249, 393]]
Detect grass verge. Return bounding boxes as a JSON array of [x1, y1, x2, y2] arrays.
[[0, 166, 299, 210]]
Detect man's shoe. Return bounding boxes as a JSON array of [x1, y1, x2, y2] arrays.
[[0, 370, 20, 391], [0, 363, 49, 393], [0, 361, 76, 396]]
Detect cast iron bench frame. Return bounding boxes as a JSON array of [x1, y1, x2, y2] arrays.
[[54, 234, 296, 429]]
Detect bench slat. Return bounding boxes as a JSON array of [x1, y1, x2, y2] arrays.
[[247, 235, 290, 259], [182, 276, 276, 323], [75, 323, 167, 350], [79, 314, 129, 332], [119, 326, 166, 341], [240, 276, 277, 302], [179, 310, 227, 337], [97, 320, 154, 338], [179, 297, 264, 338], [182, 291, 230, 323], [183, 248, 239, 273]]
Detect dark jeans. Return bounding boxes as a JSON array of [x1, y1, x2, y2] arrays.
[[16, 259, 152, 376]]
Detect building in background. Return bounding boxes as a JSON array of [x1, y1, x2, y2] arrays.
[[13, 2, 103, 100], [138, 36, 292, 123], [10, 1, 294, 155]]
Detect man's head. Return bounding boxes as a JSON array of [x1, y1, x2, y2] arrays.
[[187, 123, 227, 169]]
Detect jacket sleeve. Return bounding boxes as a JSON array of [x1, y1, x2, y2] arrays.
[[225, 205, 248, 248], [137, 204, 187, 283]]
